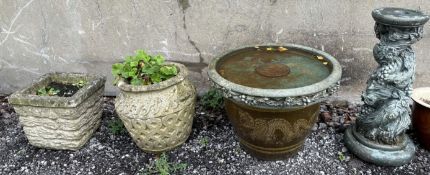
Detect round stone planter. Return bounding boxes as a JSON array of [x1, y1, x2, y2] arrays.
[[114, 62, 196, 153], [9, 73, 106, 150], [412, 87, 430, 150], [208, 44, 342, 160]]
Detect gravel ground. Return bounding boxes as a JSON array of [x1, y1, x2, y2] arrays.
[[0, 96, 429, 175]]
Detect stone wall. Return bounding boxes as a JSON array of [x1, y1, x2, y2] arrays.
[[1, 0, 429, 101]]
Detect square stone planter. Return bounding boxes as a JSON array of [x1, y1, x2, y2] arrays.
[[9, 73, 106, 150]]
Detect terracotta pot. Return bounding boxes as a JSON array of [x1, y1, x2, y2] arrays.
[[115, 62, 196, 153], [411, 87, 430, 150], [9, 73, 106, 150]]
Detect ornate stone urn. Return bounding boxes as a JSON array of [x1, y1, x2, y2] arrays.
[[208, 44, 342, 159], [115, 62, 196, 153], [9, 73, 106, 150], [344, 7, 429, 166]]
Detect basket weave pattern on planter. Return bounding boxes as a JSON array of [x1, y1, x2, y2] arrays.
[[9, 73, 106, 150], [115, 63, 196, 153], [14, 89, 103, 149]]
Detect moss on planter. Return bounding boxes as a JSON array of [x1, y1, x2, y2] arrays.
[[9, 73, 106, 150]]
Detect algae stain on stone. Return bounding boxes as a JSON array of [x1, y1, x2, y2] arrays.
[[269, 0, 277, 5], [178, 0, 190, 11]]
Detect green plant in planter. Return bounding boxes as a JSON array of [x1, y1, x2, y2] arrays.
[[36, 87, 60, 96], [112, 50, 177, 85], [72, 80, 87, 88], [113, 50, 196, 153]]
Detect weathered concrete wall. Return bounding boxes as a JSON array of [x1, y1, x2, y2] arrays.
[[1, 0, 429, 101]]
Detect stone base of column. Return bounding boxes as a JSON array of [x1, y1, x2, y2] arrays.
[[344, 125, 415, 166]]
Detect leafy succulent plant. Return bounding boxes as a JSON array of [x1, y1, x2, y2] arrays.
[[36, 87, 60, 96], [112, 50, 178, 86], [72, 80, 87, 88]]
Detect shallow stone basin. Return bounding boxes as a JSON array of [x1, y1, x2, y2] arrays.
[[208, 44, 342, 160]]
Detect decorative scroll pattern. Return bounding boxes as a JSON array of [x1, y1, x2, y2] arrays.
[[236, 108, 317, 145]]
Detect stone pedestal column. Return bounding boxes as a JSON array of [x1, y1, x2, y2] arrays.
[[344, 7, 429, 166]]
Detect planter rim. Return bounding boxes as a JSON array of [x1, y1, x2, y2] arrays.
[[9, 72, 106, 108], [116, 62, 188, 92], [372, 7, 429, 27], [208, 44, 342, 98], [412, 87, 430, 108]]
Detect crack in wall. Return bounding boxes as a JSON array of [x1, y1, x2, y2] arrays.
[[177, 0, 204, 64], [95, 0, 103, 19]]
